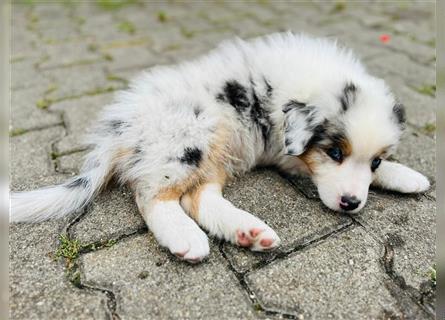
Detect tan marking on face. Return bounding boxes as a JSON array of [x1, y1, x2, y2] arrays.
[[374, 145, 392, 159], [338, 136, 352, 157], [298, 147, 320, 174]]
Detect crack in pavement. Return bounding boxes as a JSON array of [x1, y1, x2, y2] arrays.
[[381, 242, 435, 319]]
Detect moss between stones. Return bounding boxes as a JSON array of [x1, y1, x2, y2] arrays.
[[97, 0, 139, 10], [117, 20, 136, 34], [9, 128, 27, 137], [157, 11, 168, 23], [416, 84, 436, 97], [55, 233, 118, 287], [422, 123, 436, 134]]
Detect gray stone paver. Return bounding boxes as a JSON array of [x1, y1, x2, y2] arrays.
[[9, 1, 435, 319], [245, 226, 429, 320], [80, 235, 259, 320], [357, 192, 435, 290]]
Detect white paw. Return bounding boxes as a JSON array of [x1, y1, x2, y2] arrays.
[[147, 201, 210, 263], [396, 169, 430, 193], [223, 210, 281, 252], [235, 223, 281, 251]]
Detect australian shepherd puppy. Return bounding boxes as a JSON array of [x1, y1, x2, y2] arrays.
[[11, 32, 430, 263]]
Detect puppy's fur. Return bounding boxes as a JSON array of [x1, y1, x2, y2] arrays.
[[11, 33, 430, 263]]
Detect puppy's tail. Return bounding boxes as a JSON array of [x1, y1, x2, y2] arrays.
[[10, 145, 115, 223]]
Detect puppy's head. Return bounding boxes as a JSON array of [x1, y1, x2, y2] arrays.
[[283, 79, 405, 213]]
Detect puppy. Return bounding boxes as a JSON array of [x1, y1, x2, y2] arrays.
[[11, 32, 430, 263]]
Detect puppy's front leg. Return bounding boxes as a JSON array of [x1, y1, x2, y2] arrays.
[[181, 183, 281, 251], [372, 160, 430, 193]]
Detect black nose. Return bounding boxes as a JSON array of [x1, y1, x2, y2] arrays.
[[340, 195, 361, 211]]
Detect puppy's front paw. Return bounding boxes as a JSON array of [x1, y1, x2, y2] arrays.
[[151, 206, 210, 263], [167, 224, 210, 263], [396, 168, 430, 193], [236, 224, 281, 252]]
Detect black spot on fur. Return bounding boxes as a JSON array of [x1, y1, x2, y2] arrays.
[[282, 100, 307, 113], [194, 106, 202, 117], [304, 120, 348, 151], [250, 84, 272, 146], [264, 78, 273, 98], [134, 145, 143, 154], [65, 176, 90, 189], [216, 80, 250, 113], [339, 83, 357, 111], [393, 103, 406, 127], [304, 122, 327, 150], [180, 147, 202, 166], [284, 138, 292, 146], [109, 120, 127, 135], [218, 79, 274, 149]]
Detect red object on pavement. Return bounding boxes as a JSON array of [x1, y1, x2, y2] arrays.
[[379, 34, 391, 43]]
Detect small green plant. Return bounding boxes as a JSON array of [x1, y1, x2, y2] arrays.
[[9, 128, 27, 137], [36, 98, 52, 109], [97, 0, 138, 10], [428, 264, 436, 285], [331, 1, 346, 13], [180, 27, 195, 39], [157, 11, 167, 22], [416, 84, 436, 97], [118, 20, 136, 34], [422, 123, 436, 134], [55, 234, 81, 262]]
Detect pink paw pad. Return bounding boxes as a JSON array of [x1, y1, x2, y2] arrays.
[[260, 238, 273, 247], [174, 251, 187, 258], [249, 228, 263, 238], [236, 230, 252, 247]]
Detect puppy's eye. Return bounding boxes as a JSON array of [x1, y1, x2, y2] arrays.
[[326, 147, 343, 162], [371, 157, 382, 171]]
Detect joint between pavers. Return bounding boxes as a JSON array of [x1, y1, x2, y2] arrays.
[[9, 122, 64, 137], [218, 240, 301, 319]]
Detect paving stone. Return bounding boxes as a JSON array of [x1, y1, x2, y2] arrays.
[[10, 127, 64, 190], [11, 88, 61, 132], [80, 235, 258, 320], [366, 52, 435, 89], [356, 192, 436, 291], [245, 226, 428, 319], [100, 44, 158, 72], [395, 128, 435, 183], [11, 57, 53, 91], [50, 93, 115, 154], [222, 169, 351, 273], [38, 42, 103, 70], [10, 26, 40, 59], [71, 186, 145, 245], [56, 150, 88, 175], [10, 221, 110, 320], [42, 63, 120, 102]]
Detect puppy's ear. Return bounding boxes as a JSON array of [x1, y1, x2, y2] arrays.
[[283, 100, 323, 156]]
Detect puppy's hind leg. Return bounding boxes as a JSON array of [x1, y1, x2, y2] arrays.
[[135, 184, 209, 263], [181, 182, 281, 252]]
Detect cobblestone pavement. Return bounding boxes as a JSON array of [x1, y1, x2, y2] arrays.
[[9, 1, 436, 319]]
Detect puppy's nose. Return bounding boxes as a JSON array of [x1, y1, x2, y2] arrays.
[[340, 195, 361, 211]]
